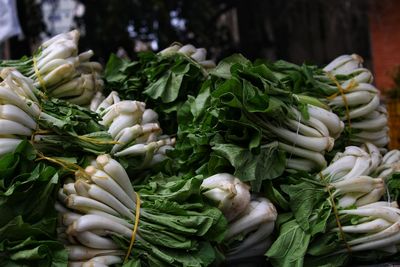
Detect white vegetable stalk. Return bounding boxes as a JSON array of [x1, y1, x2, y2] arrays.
[[224, 197, 277, 240], [331, 176, 383, 195], [66, 245, 123, 261], [159, 43, 216, 69], [101, 100, 145, 126], [96, 91, 121, 113], [0, 138, 23, 157], [323, 54, 363, 73], [90, 92, 105, 112], [114, 138, 175, 158], [286, 158, 319, 172], [333, 218, 392, 234], [278, 142, 327, 169], [56, 155, 139, 264], [66, 194, 120, 216], [0, 104, 37, 129], [264, 123, 334, 152], [324, 54, 389, 148], [201, 173, 251, 222], [85, 166, 136, 209], [306, 105, 344, 138], [339, 207, 400, 224], [27, 30, 103, 105], [95, 154, 136, 202], [224, 197, 277, 260]]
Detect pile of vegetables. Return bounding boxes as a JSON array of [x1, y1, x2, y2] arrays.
[[1, 30, 399, 267], [0, 30, 103, 105], [57, 155, 227, 267]]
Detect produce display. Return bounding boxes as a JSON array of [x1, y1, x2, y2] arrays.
[[0, 30, 398, 267]]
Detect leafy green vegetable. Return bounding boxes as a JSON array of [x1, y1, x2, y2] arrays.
[[167, 54, 323, 191], [104, 52, 208, 134], [107, 174, 228, 266], [0, 141, 68, 267], [385, 172, 400, 201], [266, 217, 311, 267]]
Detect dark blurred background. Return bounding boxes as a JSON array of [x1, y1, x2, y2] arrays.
[[1, 0, 399, 91]]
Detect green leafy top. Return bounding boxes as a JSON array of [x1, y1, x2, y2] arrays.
[[0, 141, 68, 267], [104, 51, 208, 134]]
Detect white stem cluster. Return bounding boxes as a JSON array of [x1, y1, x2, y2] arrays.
[[90, 91, 175, 165], [0, 68, 44, 156], [320, 142, 386, 208], [34, 30, 103, 105], [201, 173, 251, 222], [373, 149, 400, 179], [56, 154, 139, 266], [332, 202, 400, 254], [200, 174, 277, 260], [324, 54, 389, 148], [159, 43, 216, 70], [270, 105, 344, 172], [225, 197, 277, 261]]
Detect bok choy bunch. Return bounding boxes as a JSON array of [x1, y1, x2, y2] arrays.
[[90, 91, 176, 170], [260, 55, 388, 153], [266, 143, 400, 267], [171, 54, 343, 191], [0, 30, 103, 105], [0, 67, 112, 157], [57, 154, 227, 267], [322, 54, 389, 150]]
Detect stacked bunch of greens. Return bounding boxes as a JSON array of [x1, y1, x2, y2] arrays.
[[104, 43, 215, 133], [0, 67, 113, 157], [169, 54, 343, 191], [0, 141, 67, 266], [0, 30, 103, 105], [263, 54, 389, 153], [2, 28, 399, 267], [57, 154, 227, 266], [266, 142, 400, 266], [323, 55, 389, 150], [90, 91, 175, 164]]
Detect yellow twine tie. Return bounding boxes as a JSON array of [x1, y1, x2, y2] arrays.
[[327, 186, 352, 253], [33, 56, 47, 93], [326, 73, 358, 129], [124, 193, 141, 263], [318, 173, 352, 253]]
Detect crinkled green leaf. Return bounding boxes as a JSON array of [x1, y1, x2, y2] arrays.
[[266, 219, 310, 267]]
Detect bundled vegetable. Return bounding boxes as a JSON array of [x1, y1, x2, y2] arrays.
[[57, 154, 227, 266], [104, 43, 215, 133], [266, 143, 398, 267], [322, 54, 389, 149], [0, 67, 113, 157], [90, 91, 176, 169], [0, 30, 103, 105], [260, 54, 388, 154], [168, 54, 343, 192]]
